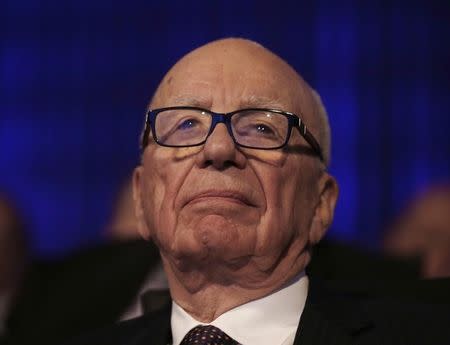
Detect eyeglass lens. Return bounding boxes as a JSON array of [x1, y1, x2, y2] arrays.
[[155, 109, 289, 148]]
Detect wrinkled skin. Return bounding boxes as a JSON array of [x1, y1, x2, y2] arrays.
[[133, 38, 338, 321]]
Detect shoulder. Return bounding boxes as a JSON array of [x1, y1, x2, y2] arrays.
[[362, 295, 450, 344], [63, 306, 171, 345], [305, 278, 450, 345]]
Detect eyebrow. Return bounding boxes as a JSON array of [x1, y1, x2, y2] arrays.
[[169, 95, 213, 108], [239, 95, 285, 110], [164, 95, 286, 112]]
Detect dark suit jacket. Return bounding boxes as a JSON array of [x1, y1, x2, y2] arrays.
[[3, 238, 447, 345], [62, 278, 450, 345]]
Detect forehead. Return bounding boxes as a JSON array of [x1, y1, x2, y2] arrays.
[[152, 44, 312, 114]]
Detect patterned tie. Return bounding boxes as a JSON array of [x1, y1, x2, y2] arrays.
[[180, 325, 240, 345]]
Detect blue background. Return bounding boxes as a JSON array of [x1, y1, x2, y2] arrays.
[[1, 0, 449, 258]]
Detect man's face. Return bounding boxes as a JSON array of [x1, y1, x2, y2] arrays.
[[134, 40, 333, 284]]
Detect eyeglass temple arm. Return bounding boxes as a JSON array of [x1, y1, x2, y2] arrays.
[[141, 114, 151, 149], [298, 122, 324, 162]]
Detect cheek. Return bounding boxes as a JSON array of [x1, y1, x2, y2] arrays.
[[142, 146, 200, 242], [252, 159, 312, 256]]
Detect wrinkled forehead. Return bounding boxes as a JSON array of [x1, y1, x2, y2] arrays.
[[151, 42, 315, 118]]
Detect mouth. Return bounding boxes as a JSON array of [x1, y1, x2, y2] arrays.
[[184, 190, 256, 208]]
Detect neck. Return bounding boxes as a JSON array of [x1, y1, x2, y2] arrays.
[[162, 250, 310, 322]]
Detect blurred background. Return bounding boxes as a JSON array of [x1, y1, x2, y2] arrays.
[[1, 0, 449, 259]]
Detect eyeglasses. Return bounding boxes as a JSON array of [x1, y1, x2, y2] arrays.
[[141, 106, 323, 161]]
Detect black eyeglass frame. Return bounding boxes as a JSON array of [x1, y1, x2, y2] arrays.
[[141, 106, 324, 162]]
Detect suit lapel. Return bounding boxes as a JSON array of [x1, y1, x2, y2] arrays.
[[125, 305, 172, 345], [293, 279, 374, 345], [294, 298, 352, 345]]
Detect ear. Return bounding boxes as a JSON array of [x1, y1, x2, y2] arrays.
[[132, 166, 151, 240], [309, 172, 339, 245]]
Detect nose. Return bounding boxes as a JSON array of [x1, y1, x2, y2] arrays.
[[195, 123, 246, 170]]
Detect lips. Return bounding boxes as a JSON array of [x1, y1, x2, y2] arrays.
[[183, 190, 256, 208]]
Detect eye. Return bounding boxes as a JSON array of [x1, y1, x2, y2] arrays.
[[255, 123, 275, 135], [177, 118, 198, 130]]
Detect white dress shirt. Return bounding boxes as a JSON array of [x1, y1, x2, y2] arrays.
[[171, 272, 308, 345]]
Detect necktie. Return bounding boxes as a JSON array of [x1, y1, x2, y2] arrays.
[[180, 325, 240, 345]]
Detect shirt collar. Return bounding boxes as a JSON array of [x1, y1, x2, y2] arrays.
[[171, 272, 308, 345]]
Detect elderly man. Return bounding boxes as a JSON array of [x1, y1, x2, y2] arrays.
[[66, 38, 449, 345], [133, 37, 337, 343]]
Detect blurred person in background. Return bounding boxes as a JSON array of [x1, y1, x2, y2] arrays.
[[0, 180, 163, 345], [383, 183, 450, 278], [4, 177, 164, 345], [105, 176, 142, 241], [104, 175, 168, 321], [0, 192, 28, 341]]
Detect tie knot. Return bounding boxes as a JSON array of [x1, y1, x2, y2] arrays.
[[180, 325, 240, 345]]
